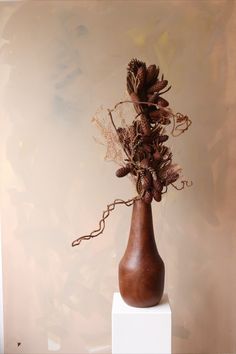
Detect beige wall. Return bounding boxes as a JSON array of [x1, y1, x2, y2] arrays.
[[0, 1, 236, 353]]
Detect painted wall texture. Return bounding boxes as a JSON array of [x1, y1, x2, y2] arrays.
[[0, 1, 236, 353]]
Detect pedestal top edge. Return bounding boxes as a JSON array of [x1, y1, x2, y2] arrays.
[[112, 292, 171, 314]]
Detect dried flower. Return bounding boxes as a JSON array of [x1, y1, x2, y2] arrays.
[[72, 58, 192, 246]]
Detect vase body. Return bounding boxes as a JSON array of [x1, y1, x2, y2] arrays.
[[119, 199, 165, 307]]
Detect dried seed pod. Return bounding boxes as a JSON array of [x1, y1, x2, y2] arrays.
[[136, 66, 146, 92], [158, 135, 169, 143], [141, 171, 153, 190], [140, 114, 151, 136], [129, 125, 136, 142], [116, 166, 131, 178], [153, 179, 163, 193], [157, 97, 169, 107], [166, 172, 179, 185], [146, 65, 159, 86], [143, 190, 153, 204], [117, 127, 126, 143], [153, 189, 162, 202], [147, 80, 168, 94], [136, 175, 143, 195]]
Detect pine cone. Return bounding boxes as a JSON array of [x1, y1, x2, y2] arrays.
[[147, 80, 168, 94], [116, 166, 131, 178]]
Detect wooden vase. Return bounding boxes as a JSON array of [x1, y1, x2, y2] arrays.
[[119, 198, 165, 307]]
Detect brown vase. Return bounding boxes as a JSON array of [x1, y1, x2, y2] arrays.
[[119, 198, 165, 307]]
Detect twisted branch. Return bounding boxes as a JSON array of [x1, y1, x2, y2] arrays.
[[171, 180, 193, 190], [72, 196, 140, 247], [171, 112, 192, 137]]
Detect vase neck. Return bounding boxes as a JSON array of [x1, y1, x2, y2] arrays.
[[127, 199, 157, 252]]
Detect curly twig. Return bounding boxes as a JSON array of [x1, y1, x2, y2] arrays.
[[161, 185, 168, 194], [171, 180, 193, 190], [72, 196, 140, 247], [171, 113, 192, 137], [111, 99, 160, 111]]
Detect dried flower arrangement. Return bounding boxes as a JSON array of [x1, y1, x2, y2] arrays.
[[72, 58, 192, 247]]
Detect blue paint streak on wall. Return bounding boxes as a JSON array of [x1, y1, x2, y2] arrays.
[[76, 25, 89, 36], [55, 66, 82, 89], [53, 95, 75, 121]]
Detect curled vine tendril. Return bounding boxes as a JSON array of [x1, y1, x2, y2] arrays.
[[72, 196, 140, 246]]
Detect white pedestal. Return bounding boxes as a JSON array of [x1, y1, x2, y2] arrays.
[[112, 293, 171, 354]]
